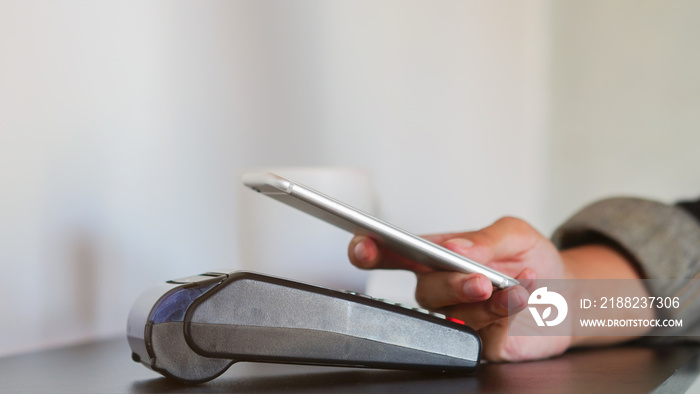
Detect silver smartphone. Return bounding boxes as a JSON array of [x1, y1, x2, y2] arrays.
[[242, 172, 518, 289]]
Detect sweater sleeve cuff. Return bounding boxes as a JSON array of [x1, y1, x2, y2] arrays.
[[551, 197, 700, 298]]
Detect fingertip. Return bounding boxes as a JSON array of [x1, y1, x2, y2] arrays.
[[461, 274, 492, 301], [350, 237, 377, 268], [516, 268, 538, 293], [495, 285, 529, 315], [353, 238, 367, 261], [517, 267, 537, 280], [348, 236, 365, 266]]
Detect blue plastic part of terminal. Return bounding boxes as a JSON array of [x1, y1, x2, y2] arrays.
[[150, 282, 220, 323]]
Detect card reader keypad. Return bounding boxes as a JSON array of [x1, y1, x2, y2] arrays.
[[342, 290, 459, 324]]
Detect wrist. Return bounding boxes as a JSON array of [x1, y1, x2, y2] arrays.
[[557, 244, 651, 348], [559, 244, 641, 281]]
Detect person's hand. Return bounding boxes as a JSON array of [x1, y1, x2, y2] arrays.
[[348, 217, 574, 361]]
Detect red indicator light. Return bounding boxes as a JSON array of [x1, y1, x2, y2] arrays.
[[447, 317, 465, 325]]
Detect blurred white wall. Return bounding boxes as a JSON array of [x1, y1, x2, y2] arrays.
[[0, 0, 549, 356], [1, 1, 255, 355], [547, 0, 700, 225], [1, 0, 697, 357]]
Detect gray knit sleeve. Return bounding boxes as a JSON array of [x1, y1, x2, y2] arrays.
[[551, 197, 700, 338]]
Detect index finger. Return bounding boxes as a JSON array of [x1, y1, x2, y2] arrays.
[[347, 235, 435, 273]]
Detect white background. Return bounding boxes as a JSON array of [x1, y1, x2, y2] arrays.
[[1, 1, 699, 357]]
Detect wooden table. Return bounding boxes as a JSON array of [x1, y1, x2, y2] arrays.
[[0, 338, 698, 393]]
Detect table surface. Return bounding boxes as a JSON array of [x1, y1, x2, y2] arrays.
[[1, 338, 699, 393]]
